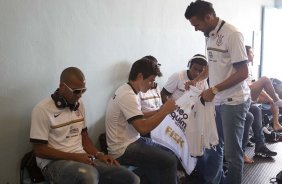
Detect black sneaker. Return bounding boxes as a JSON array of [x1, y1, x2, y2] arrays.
[[255, 144, 277, 157]]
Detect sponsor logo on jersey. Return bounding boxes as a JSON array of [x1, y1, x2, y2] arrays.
[[170, 106, 188, 132], [54, 113, 62, 118]]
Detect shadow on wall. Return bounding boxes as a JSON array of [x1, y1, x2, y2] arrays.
[[108, 60, 132, 93], [87, 60, 132, 147], [88, 116, 106, 149]]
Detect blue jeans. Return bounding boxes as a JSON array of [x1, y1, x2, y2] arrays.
[[196, 105, 225, 184], [242, 111, 254, 151], [221, 99, 251, 184], [242, 104, 265, 151], [42, 159, 139, 184], [196, 99, 250, 184], [249, 104, 265, 146], [116, 137, 177, 184]]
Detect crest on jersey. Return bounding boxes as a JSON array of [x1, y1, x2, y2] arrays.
[[216, 34, 224, 46]]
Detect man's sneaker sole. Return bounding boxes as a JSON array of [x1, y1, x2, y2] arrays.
[[255, 152, 277, 157]]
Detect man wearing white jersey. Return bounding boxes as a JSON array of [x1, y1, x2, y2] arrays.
[[185, 1, 251, 184], [30, 67, 139, 184], [138, 56, 162, 139], [161, 54, 208, 103], [138, 56, 163, 118], [105, 58, 178, 184]]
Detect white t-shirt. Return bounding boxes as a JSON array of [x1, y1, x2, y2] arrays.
[[105, 83, 142, 159], [246, 63, 255, 85], [207, 18, 250, 105], [138, 85, 162, 112], [30, 97, 86, 169], [163, 70, 208, 101]]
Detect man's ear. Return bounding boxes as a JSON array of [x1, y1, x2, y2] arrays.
[[204, 14, 212, 22], [136, 73, 143, 80], [59, 83, 65, 91]]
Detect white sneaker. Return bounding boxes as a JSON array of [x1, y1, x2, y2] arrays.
[[274, 99, 282, 107]]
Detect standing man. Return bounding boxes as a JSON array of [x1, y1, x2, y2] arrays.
[[185, 1, 251, 184], [105, 58, 178, 184], [30, 67, 139, 184]]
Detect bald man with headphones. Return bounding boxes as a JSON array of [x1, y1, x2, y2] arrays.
[[30, 67, 139, 184]]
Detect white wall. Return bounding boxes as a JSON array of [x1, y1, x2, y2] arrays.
[[261, 7, 282, 79], [0, 0, 273, 183]]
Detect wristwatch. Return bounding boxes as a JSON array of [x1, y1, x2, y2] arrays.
[[211, 86, 219, 95]]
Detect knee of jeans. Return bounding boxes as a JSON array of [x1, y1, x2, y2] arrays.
[[169, 154, 178, 168], [127, 173, 140, 184], [162, 153, 178, 168], [77, 165, 99, 183]]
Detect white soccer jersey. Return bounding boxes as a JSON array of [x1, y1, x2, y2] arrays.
[[138, 86, 162, 112], [186, 96, 218, 157], [151, 86, 218, 174], [105, 83, 142, 159], [206, 18, 250, 105], [246, 64, 255, 85], [163, 70, 208, 100], [30, 97, 86, 169]]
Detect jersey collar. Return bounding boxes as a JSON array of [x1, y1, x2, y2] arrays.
[[208, 18, 225, 38], [127, 82, 138, 95]]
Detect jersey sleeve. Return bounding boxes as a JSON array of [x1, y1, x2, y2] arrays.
[[163, 72, 180, 94], [228, 32, 248, 64], [118, 92, 143, 122]]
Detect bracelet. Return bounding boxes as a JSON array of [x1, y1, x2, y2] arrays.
[[95, 151, 105, 158], [211, 86, 219, 95]]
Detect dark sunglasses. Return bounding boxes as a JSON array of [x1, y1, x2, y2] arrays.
[[63, 82, 87, 95]]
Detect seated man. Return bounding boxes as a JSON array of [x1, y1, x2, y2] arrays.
[[138, 55, 162, 138], [105, 58, 178, 184], [242, 104, 277, 164], [161, 54, 208, 103], [246, 45, 282, 131], [138, 55, 162, 119], [30, 67, 139, 184]]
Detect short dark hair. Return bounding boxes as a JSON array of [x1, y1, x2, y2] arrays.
[[188, 54, 208, 68], [128, 58, 162, 81], [142, 55, 161, 66], [245, 45, 252, 55], [184, 0, 216, 20]]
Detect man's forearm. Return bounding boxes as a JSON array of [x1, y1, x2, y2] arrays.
[[214, 63, 248, 92], [33, 144, 78, 161]]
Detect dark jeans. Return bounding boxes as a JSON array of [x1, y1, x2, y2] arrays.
[[42, 159, 139, 184], [117, 137, 177, 184], [242, 104, 265, 151]]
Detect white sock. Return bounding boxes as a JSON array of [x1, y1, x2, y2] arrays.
[[274, 99, 282, 107]]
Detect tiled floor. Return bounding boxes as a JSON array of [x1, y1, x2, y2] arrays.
[[242, 142, 282, 184], [184, 142, 282, 184]]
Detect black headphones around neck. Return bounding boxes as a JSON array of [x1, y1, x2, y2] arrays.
[[51, 89, 79, 111]]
